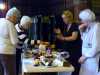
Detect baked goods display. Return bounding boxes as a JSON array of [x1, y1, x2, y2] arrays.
[[23, 43, 71, 67]]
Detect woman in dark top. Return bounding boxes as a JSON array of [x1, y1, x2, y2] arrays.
[[54, 10, 82, 75]]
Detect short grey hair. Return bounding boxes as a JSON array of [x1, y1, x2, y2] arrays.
[[79, 9, 96, 21], [6, 7, 21, 18], [20, 16, 33, 26]]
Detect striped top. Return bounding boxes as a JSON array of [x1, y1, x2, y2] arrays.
[[15, 24, 29, 51]]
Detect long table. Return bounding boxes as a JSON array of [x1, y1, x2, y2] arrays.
[[22, 58, 74, 75]]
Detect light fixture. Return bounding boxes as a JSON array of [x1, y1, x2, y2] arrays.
[[0, 3, 5, 10]]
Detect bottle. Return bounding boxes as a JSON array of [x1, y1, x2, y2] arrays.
[[46, 46, 51, 55]]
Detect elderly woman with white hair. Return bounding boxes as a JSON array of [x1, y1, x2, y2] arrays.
[[15, 16, 33, 75], [0, 7, 21, 75], [79, 9, 100, 75]]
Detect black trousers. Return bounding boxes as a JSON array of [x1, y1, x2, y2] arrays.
[[68, 47, 82, 75], [0, 54, 16, 75], [16, 49, 22, 75]]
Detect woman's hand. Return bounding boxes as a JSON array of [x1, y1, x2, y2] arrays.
[[79, 23, 87, 32], [54, 28, 65, 40], [31, 40, 35, 45], [54, 28, 61, 34], [57, 35, 65, 41], [78, 56, 87, 64]]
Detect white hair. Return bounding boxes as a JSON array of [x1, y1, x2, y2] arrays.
[[79, 9, 96, 21], [6, 7, 21, 18], [20, 16, 33, 26]]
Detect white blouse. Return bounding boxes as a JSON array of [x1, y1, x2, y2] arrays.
[[0, 18, 18, 54], [81, 22, 100, 57]]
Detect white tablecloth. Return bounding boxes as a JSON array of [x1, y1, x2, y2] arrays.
[[22, 58, 74, 75]]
